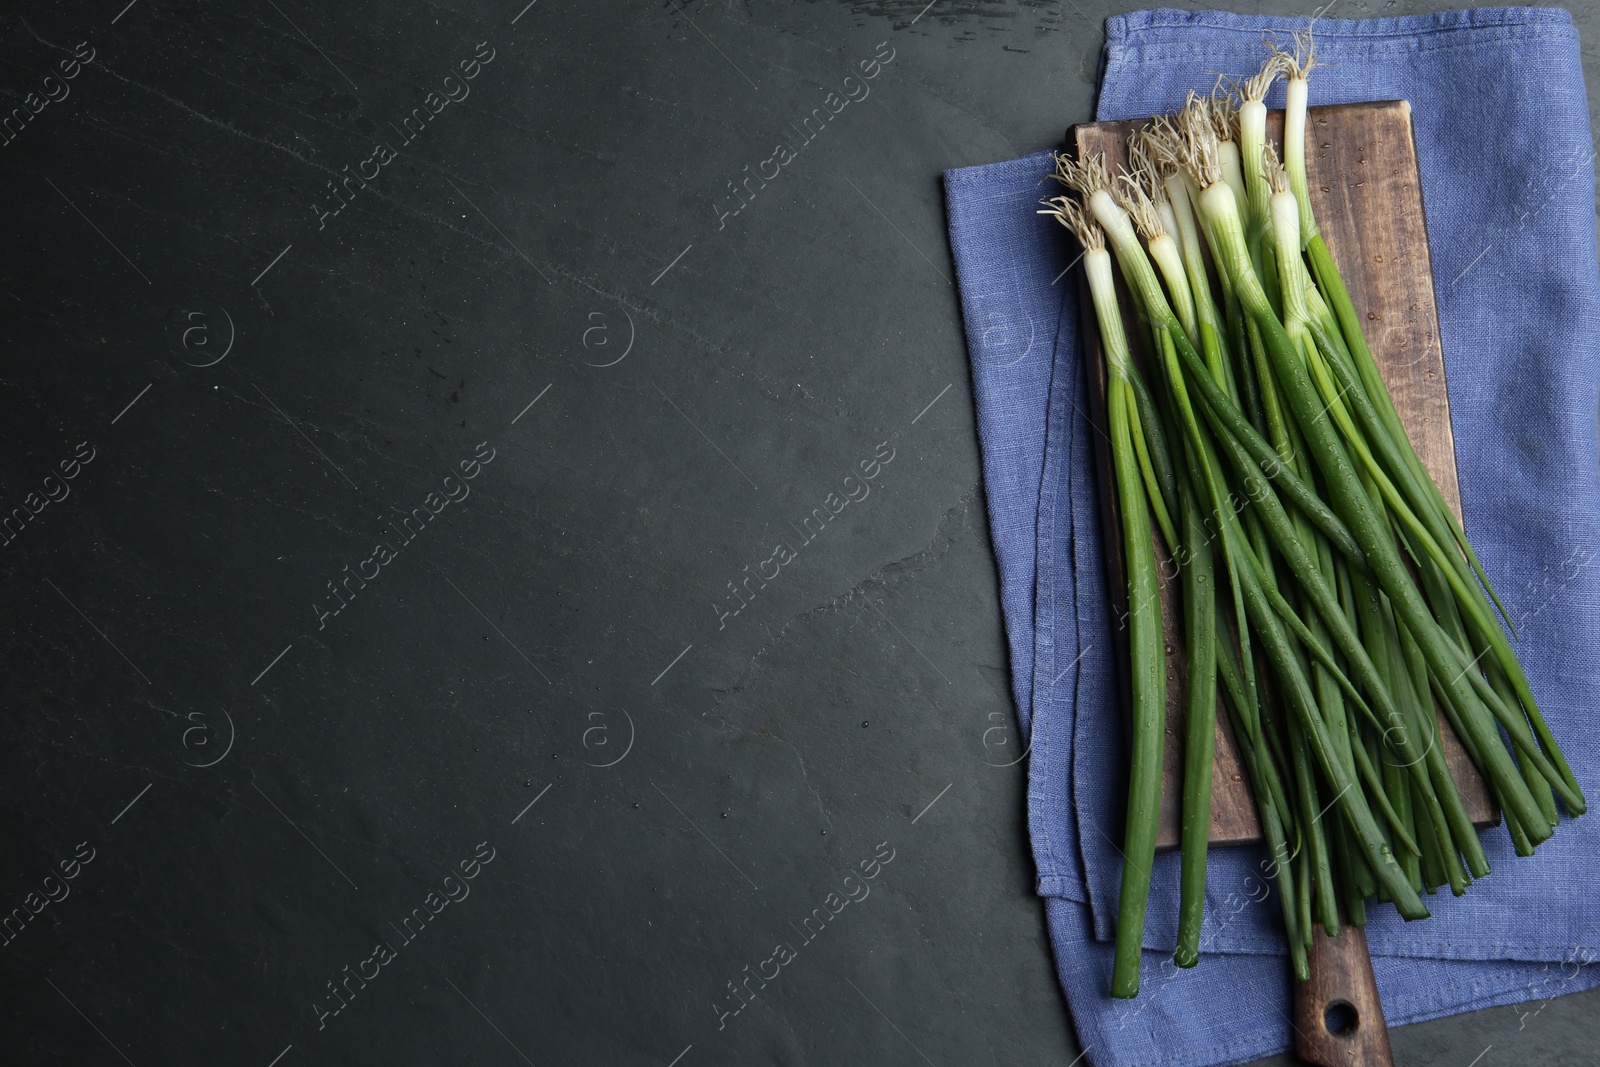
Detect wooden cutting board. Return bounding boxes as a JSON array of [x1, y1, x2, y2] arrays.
[[1071, 100, 1496, 1067]]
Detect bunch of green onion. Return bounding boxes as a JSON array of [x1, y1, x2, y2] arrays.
[[1040, 35, 1586, 999]]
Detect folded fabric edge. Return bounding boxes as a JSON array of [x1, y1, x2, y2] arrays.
[[945, 150, 1061, 192], [1379, 961, 1600, 1035], [944, 152, 1097, 903], [941, 152, 1059, 737], [1105, 5, 1571, 46]]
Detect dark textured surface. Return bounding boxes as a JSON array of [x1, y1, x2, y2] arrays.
[[0, 2, 1594, 1065]]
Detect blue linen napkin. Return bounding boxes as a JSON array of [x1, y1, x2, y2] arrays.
[[945, 8, 1600, 1065]]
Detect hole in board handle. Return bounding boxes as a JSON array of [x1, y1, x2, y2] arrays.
[[1324, 1000, 1359, 1036]]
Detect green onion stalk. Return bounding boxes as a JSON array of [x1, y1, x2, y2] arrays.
[[1237, 55, 1289, 309], [1040, 195, 1168, 998], [1084, 162, 1246, 973], [1116, 153, 1228, 966]]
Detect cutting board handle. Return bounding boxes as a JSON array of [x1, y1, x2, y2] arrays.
[[1294, 925, 1394, 1067]]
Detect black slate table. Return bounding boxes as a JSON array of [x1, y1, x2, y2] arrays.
[[3, 2, 1596, 1064]]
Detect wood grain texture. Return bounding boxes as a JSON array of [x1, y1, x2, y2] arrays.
[[1072, 100, 1494, 850], [1294, 925, 1396, 1067]]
